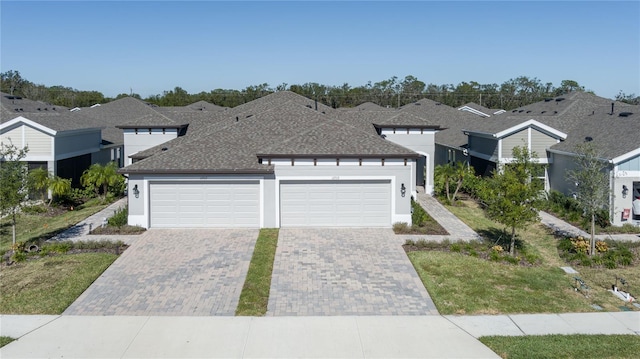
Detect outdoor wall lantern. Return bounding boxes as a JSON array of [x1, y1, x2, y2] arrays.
[[133, 184, 140, 198], [400, 183, 406, 197], [622, 185, 628, 198]]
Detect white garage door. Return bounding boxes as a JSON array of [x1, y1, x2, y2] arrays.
[[150, 181, 260, 228], [280, 180, 391, 227]]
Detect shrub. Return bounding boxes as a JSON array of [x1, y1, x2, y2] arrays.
[[411, 200, 428, 227], [570, 236, 590, 254], [595, 241, 608, 253], [108, 207, 128, 227], [43, 241, 72, 254], [393, 222, 411, 234], [22, 205, 48, 214], [11, 251, 27, 262], [489, 250, 501, 262]]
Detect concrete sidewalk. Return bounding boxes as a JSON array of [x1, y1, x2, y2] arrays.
[[2, 313, 638, 358], [48, 197, 138, 244], [539, 211, 640, 242], [398, 191, 480, 242]]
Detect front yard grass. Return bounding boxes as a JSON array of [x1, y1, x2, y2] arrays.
[[407, 199, 640, 314], [236, 228, 279, 316], [0, 252, 118, 314], [0, 200, 110, 253], [480, 334, 640, 359]]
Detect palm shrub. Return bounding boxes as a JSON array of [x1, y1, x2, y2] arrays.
[[81, 162, 123, 199]]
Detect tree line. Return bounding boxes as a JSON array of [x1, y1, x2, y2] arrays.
[[2, 70, 638, 110]]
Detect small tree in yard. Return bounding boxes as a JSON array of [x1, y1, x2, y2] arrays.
[[28, 168, 72, 206], [434, 161, 474, 204], [81, 162, 122, 199], [0, 143, 29, 246], [480, 146, 544, 256], [566, 142, 610, 257]]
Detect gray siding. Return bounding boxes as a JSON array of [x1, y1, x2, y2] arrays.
[[501, 129, 527, 158], [24, 126, 52, 156], [531, 128, 557, 158], [618, 154, 640, 171], [0, 125, 24, 148], [547, 152, 580, 196], [469, 135, 498, 159], [55, 130, 102, 159]]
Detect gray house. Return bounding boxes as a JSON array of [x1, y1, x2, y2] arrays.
[[0, 93, 119, 186], [460, 92, 640, 227], [120, 92, 421, 228]]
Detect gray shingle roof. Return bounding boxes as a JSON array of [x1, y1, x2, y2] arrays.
[[122, 97, 417, 174], [0, 92, 69, 114], [461, 92, 639, 159], [1, 110, 103, 132], [549, 107, 640, 160]]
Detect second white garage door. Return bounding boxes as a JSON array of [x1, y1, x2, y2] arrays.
[[280, 180, 391, 227], [149, 181, 260, 228]]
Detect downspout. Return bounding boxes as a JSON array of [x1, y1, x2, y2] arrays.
[[609, 162, 615, 225]]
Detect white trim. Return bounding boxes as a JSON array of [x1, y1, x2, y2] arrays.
[[494, 119, 567, 140], [498, 139, 503, 159], [0, 116, 57, 136], [493, 109, 506, 115], [501, 157, 551, 164], [611, 147, 640, 165], [259, 178, 265, 228], [268, 158, 407, 166], [457, 105, 491, 118], [613, 170, 640, 178]]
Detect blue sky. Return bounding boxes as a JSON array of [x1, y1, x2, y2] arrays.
[[1, 1, 639, 99]]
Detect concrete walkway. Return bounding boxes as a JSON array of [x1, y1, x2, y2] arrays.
[[2, 312, 638, 358], [540, 211, 640, 242], [49, 197, 133, 243], [398, 192, 480, 242]]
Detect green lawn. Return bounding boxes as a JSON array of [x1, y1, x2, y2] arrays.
[[0, 201, 110, 253], [407, 199, 640, 314], [0, 252, 118, 314], [235, 228, 279, 316], [480, 334, 640, 359]]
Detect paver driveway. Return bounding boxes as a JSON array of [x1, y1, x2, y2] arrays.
[[64, 229, 258, 316], [267, 228, 439, 316]]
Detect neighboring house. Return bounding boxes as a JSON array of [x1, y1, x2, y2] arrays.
[[457, 102, 505, 117], [460, 91, 640, 227], [120, 92, 418, 229], [0, 93, 110, 186]]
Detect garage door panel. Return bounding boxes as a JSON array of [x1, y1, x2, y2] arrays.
[[280, 180, 391, 227], [150, 182, 259, 228]]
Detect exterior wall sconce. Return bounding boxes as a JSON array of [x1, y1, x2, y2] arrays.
[[400, 183, 406, 197], [622, 185, 628, 198], [133, 184, 140, 198]]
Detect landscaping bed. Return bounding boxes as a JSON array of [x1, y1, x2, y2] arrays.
[[393, 200, 449, 235], [406, 198, 640, 314]]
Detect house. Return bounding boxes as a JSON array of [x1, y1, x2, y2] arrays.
[[120, 92, 421, 228], [459, 92, 640, 226], [457, 102, 505, 117], [0, 93, 113, 186]]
